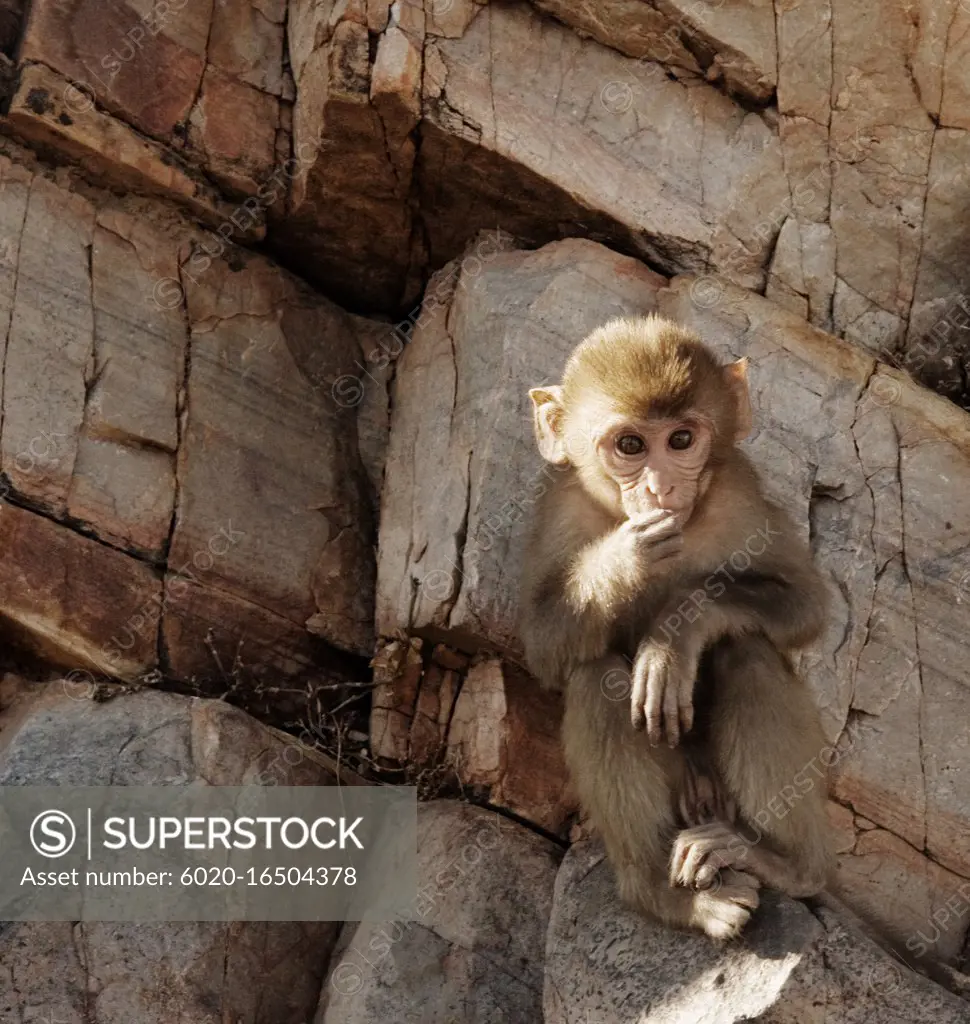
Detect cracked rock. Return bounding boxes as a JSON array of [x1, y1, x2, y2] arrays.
[[544, 839, 970, 1023], [0, 683, 341, 1024], [315, 800, 561, 1023]]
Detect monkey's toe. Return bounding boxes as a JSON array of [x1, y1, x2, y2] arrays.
[[691, 869, 760, 940], [669, 823, 742, 888]]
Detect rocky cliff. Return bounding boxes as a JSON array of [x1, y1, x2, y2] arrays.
[[0, 1, 968, 1021]]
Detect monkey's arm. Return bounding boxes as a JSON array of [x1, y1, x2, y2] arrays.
[[631, 561, 828, 744], [657, 564, 828, 653], [521, 515, 682, 688]]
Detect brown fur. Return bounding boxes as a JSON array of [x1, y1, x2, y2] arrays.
[[561, 315, 744, 459], [520, 316, 834, 940]]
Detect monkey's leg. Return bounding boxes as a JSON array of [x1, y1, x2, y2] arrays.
[[678, 749, 737, 829], [675, 635, 834, 898], [563, 656, 761, 940]]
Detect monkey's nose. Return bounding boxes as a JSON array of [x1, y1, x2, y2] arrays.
[[646, 476, 674, 498]]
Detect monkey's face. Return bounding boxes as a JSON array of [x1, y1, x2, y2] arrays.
[[591, 414, 714, 519]]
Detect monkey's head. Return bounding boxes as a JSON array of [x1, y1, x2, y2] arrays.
[[529, 315, 752, 521]]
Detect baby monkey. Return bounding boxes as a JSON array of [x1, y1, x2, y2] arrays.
[[520, 315, 833, 939]]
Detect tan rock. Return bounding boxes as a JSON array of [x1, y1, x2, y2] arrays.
[[279, 2, 416, 308], [829, 0, 935, 339], [5, 63, 262, 237], [65, 212, 188, 555], [175, 248, 377, 658], [546, 839, 970, 1023], [0, 151, 379, 690], [187, 66, 279, 196], [659, 0, 776, 102], [776, 0, 831, 124], [208, 0, 286, 95], [938, 2, 970, 130], [2, 173, 94, 513], [447, 658, 574, 835], [20, 0, 209, 140], [426, 0, 484, 37], [421, 3, 785, 284], [905, 129, 970, 402], [0, 686, 340, 1023], [529, 0, 701, 74], [835, 826, 970, 964], [370, 637, 424, 761], [0, 503, 160, 679]]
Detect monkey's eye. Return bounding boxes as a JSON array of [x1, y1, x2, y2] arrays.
[[615, 434, 646, 456], [668, 429, 694, 451]]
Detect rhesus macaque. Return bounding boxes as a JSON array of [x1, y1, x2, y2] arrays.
[[519, 316, 833, 939]]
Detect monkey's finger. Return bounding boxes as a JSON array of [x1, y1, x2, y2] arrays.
[[677, 839, 715, 888], [669, 836, 690, 887], [675, 656, 697, 735], [663, 673, 680, 747], [644, 535, 684, 562], [719, 870, 761, 909], [628, 511, 681, 538], [645, 659, 668, 745], [694, 863, 720, 890], [630, 659, 649, 731]]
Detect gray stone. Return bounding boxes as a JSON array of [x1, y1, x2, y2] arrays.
[[316, 800, 560, 1023], [0, 684, 341, 1024], [545, 840, 970, 1023]]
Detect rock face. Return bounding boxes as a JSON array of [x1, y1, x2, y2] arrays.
[[1, 0, 970, 1017], [369, 639, 575, 835], [0, 682, 341, 1024], [0, 145, 378, 688], [4, 0, 970, 402]]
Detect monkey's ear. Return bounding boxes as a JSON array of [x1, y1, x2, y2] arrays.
[[528, 386, 570, 465], [723, 358, 753, 441]]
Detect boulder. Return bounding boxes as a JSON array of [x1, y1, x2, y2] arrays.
[[421, 2, 787, 287], [544, 840, 970, 1023], [316, 800, 561, 1023], [531, 0, 777, 103], [275, 0, 420, 309], [0, 682, 341, 1024], [376, 237, 667, 652]]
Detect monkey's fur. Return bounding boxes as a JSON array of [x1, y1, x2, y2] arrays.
[[520, 316, 833, 939]]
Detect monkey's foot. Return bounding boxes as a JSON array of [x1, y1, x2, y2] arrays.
[[690, 869, 760, 941], [669, 822, 749, 890]]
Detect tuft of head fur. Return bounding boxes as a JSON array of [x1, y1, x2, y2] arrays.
[[562, 315, 741, 453]]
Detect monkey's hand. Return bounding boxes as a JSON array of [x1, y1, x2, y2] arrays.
[[616, 510, 684, 568], [630, 639, 698, 745], [669, 823, 751, 891]]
